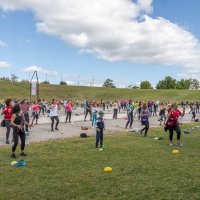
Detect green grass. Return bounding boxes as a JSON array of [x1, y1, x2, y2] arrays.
[[0, 123, 199, 200], [1, 81, 200, 101]]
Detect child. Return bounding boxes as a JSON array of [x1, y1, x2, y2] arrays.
[[95, 110, 105, 149]]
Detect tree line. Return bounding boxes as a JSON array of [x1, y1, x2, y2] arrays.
[[1, 75, 199, 90], [103, 76, 200, 90]]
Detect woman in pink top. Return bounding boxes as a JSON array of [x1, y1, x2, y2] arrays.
[[31, 101, 40, 125], [1, 99, 13, 144], [65, 101, 73, 123], [113, 100, 118, 119]]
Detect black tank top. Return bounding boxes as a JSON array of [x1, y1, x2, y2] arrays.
[[14, 114, 24, 126]]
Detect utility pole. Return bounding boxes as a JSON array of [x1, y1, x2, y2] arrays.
[[78, 75, 80, 86]]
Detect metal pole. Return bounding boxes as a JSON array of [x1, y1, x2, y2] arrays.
[[78, 75, 80, 86]]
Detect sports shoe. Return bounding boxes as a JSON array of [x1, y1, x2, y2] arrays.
[[20, 152, 27, 156], [169, 143, 173, 146], [6, 141, 10, 144], [11, 153, 17, 158], [176, 143, 184, 147], [55, 128, 59, 131]]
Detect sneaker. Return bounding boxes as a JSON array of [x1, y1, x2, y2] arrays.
[[55, 128, 59, 131], [20, 152, 27, 156], [11, 153, 17, 158], [6, 141, 10, 144], [169, 143, 173, 146], [177, 143, 184, 147], [99, 148, 103, 151]]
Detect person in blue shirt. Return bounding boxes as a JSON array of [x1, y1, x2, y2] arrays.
[[125, 99, 134, 129], [95, 110, 105, 149]]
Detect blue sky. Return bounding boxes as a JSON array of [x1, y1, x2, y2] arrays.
[[0, 0, 200, 88]]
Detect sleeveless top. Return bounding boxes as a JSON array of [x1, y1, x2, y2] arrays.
[[14, 114, 25, 132]]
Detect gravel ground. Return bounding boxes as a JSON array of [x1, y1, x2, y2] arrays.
[[0, 107, 198, 146]]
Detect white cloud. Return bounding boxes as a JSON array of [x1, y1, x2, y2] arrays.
[[65, 81, 76, 85], [22, 65, 58, 76], [177, 69, 200, 81], [0, 61, 10, 68], [0, 40, 6, 47], [2, 0, 200, 71]]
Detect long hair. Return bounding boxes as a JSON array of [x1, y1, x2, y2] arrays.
[[142, 103, 147, 110], [12, 104, 21, 114], [5, 99, 12, 107]]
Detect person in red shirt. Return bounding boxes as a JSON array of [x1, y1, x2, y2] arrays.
[[1, 99, 13, 144], [65, 101, 73, 123], [31, 101, 40, 125], [166, 103, 185, 146]]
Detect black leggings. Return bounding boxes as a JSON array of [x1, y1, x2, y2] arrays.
[[141, 121, 149, 136], [85, 109, 92, 120], [12, 128, 25, 152], [126, 112, 133, 128], [50, 116, 59, 130], [113, 109, 118, 119], [192, 112, 196, 120], [66, 112, 72, 122], [168, 125, 181, 141]]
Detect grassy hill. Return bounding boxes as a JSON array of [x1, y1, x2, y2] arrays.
[[0, 124, 199, 200], [1, 81, 200, 101]]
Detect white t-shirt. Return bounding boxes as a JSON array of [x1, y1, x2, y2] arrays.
[[49, 104, 58, 117]]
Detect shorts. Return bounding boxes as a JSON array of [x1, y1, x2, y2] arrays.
[[32, 112, 39, 119]]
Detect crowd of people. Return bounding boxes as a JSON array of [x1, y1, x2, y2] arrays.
[[0, 97, 198, 157]]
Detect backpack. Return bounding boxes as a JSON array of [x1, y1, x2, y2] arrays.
[[80, 133, 88, 138]]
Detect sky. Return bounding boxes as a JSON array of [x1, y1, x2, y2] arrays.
[[0, 0, 200, 88]]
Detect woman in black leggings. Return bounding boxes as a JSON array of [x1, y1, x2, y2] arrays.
[[10, 104, 30, 158]]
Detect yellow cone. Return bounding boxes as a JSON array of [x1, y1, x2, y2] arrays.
[[172, 149, 179, 154], [104, 167, 113, 172]]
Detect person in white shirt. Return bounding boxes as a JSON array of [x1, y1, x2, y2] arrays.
[[49, 99, 59, 131]]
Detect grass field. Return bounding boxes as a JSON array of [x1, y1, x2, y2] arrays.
[[0, 123, 199, 200], [1, 81, 200, 101]]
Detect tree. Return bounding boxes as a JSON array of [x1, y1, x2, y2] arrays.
[[59, 81, 67, 85], [0, 76, 10, 82], [176, 79, 190, 89], [140, 81, 152, 89], [189, 79, 199, 90], [11, 74, 18, 82], [41, 81, 50, 84], [156, 76, 176, 89], [102, 78, 116, 88]]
